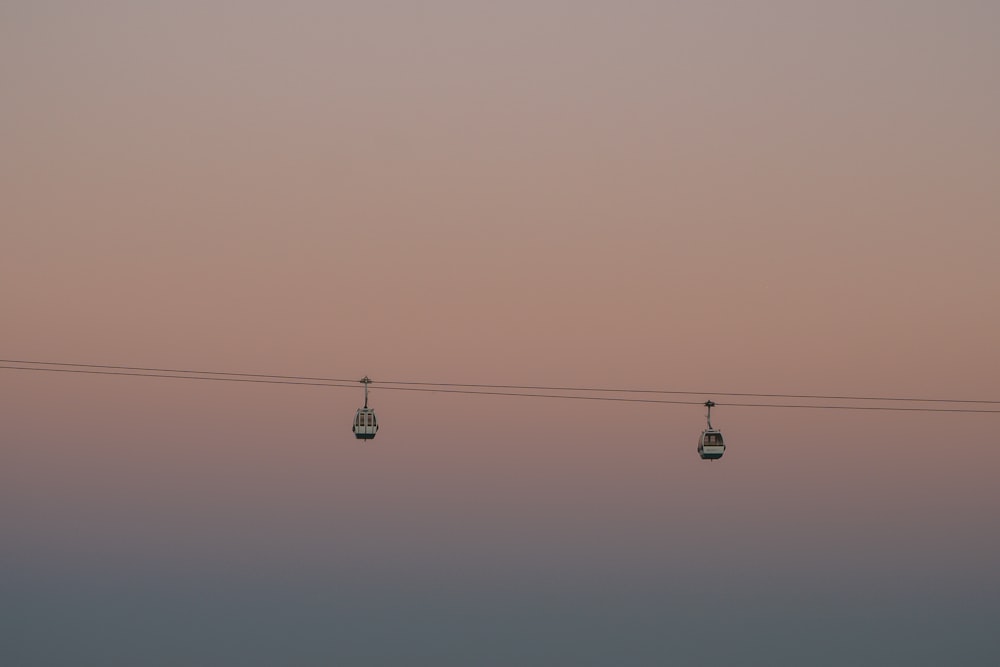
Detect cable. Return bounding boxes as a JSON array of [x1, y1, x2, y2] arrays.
[[376, 379, 1000, 405], [0, 358, 359, 384], [3, 364, 1000, 413], [2, 357, 997, 405], [0, 365, 358, 390]]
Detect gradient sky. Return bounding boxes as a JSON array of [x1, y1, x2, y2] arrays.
[[3, 1, 1000, 664]]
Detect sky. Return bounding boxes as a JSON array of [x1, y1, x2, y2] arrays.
[[2, 1, 1000, 664]]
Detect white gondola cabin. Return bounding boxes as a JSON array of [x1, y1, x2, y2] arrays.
[[697, 400, 725, 460], [352, 376, 379, 440], [353, 407, 378, 439]]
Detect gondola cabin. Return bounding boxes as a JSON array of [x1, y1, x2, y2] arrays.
[[352, 376, 378, 440], [697, 400, 725, 460], [353, 407, 378, 440], [698, 429, 725, 460]]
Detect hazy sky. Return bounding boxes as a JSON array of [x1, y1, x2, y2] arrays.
[[3, 2, 999, 664]]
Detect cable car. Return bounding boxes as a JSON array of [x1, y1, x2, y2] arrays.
[[352, 376, 379, 440], [698, 400, 725, 460]]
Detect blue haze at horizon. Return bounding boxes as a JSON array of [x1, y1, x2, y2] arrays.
[[3, 379, 999, 665]]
